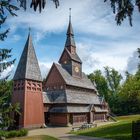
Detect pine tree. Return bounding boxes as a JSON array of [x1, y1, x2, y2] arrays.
[[0, 1, 20, 130], [18, 0, 140, 26]]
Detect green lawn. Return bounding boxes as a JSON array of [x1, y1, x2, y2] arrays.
[[72, 114, 140, 140], [8, 135, 59, 140]]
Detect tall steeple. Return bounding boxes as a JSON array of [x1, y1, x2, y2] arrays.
[[65, 8, 76, 53], [13, 30, 42, 81], [59, 9, 82, 78], [12, 29, 44, 128]]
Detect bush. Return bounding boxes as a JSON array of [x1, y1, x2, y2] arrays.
[[0, 129, 28, 138]]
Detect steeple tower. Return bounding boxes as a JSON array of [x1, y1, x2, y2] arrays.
[[65, 8, 76, 54], [59, 9, 82, 78], [14, 31, 42, 81], [12, 30, 44, 128]]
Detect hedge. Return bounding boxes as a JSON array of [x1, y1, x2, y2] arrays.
[[0, 129, 28, 138]]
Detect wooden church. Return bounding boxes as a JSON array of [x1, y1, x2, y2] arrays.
[[12, 16, 109, 128]]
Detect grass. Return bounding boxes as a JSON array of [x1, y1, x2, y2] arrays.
[[8, 135, 59, 140], [72, 114, 140, 140]]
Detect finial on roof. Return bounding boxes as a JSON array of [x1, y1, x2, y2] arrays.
[[29, 27, 31, 33], [69, 8, 71, 21]]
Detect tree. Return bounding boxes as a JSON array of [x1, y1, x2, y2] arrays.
[[104, 66, 122, 95], [119, 73, 140, 115], [137, 48, 140, 70], [88, 70, 109, 101], [17, 0, 140, 26], [0, 1, 19, 41], [0, 50, 21, 129], [0, 80, 20, 129], [0, 1, 19, 79], [18, 0, 59, 12], [104, 67, 123, 114], [105, 0, 140, 26], [0, 1, 20, 129]]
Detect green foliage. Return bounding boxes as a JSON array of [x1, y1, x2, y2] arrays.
[[88, 67, 123, 114], [104, 0, 140, 26], [0, 1, 20, 130], [0, 0, 19, 41], [0, 49, 15, 79], [0, 80, 20, 129], [73, 115, 140, 140], [17, 0, 140, 26], [104, 66, 122, 95], [88, 70, 109, 101], [0, 128, 28, 138], [18, 0, 59, 12], [88, 49, 140, 115], [119, 73, 140, 115], [104, 67, 123, 114]]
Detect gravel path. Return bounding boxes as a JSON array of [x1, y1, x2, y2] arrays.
[[28, 124, 111, 140]]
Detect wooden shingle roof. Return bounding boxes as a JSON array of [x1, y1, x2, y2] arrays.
[[13, 33, 42, 81], [54, 63, 96, 90]]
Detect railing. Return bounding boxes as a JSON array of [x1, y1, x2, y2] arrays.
[[72, 123, 97, 131], [108, 113, 117, 122]]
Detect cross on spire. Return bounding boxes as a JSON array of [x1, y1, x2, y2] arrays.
[[29, 27, 31, 33], [69, 8, 71, 21]]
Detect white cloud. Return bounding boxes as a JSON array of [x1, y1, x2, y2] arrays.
[[6, 0, 140, 77], [126, 51, 139, 74], [7, 0, 140, 39], [39, 61, 52, 78], [0, 65, 14, 79], [12, 34, 21, 41], [77, 40, 140, 74]]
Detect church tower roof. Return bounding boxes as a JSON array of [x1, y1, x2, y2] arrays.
[[65, 9, 76, 48], [13, 31, 42, 81]]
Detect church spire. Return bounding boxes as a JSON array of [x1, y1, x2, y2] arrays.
[[65, 8, 76, 48], [13, 30, 42, 81]]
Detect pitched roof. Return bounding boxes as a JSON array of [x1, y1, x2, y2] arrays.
[[94, 106, 108, 113], [13, 33, 42, 81], [65, 89, 101, 104], [59, 48, 82, 63], [43, 89, 101, 105], [43, 91, 66, 104], [54, 63, 96, 90], [49, 105, 90, 113]]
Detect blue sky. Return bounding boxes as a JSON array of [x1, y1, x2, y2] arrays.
[[1, 0, 140, 78]]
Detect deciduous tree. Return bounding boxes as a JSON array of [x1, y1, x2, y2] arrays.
[[88, 70, 109, 101]]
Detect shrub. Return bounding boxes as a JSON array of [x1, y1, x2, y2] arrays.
[[0, 129, 28, 138]]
